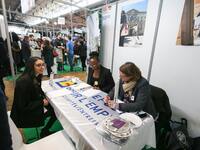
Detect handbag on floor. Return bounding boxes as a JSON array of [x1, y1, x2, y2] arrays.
[[163, 118, 193, 150]]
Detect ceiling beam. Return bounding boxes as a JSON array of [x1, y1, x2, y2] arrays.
[[54, 0, 90, 11], [0, 8, 48, 19]]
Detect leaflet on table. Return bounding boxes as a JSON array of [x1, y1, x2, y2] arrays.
[[55, 80, 77, 87], [80, 88, 102, 97], [46, 88, 72, 98], [72, 82, 92, 91]]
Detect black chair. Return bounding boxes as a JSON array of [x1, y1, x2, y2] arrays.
[[150, 85, 172, 148]]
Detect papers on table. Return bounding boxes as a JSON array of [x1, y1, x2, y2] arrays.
[[46, 88, 72, 98], [80, 88, 101, 97], [72, 82, 92, 91]]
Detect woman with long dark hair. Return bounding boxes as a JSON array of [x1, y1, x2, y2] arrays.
[[10, 57, 56, 139]]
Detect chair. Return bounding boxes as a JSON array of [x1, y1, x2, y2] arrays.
[[150, 85, 172, 147], [8, 113, 76, 150]]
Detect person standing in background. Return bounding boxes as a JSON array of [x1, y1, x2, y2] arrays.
[[78, 40, 87, 71], [66, 36, 74, 71], [21, 36, 31, 63], [42, 40, 54, 77], [73, 39, 80, 66], [11, 32, 23, 72], [54, 33, 65, 71]]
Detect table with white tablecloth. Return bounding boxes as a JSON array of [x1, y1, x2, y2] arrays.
[[42, 78, 156, 150]]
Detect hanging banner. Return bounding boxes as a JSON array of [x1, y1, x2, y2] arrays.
[[58, 17, 65, 25]]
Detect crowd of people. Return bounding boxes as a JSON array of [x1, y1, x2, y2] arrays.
[[1, 32, 87, 76]]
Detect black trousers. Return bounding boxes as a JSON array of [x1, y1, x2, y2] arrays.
[[80, 56, 86, 71], [46, 64, 52, 77], [42, 105, 57, 131]]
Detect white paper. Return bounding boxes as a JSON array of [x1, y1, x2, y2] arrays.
[[81, 88, 101, 97], [73, 83, 92, 91], [46, 88, 72, 98]]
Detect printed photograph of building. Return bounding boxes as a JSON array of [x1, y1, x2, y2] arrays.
[[119, 0, 148, 47]]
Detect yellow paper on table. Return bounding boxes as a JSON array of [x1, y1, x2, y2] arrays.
[[56, 80, 76, 87]]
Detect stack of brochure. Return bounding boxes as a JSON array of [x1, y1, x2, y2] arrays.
[[96, 116, 134, 145]]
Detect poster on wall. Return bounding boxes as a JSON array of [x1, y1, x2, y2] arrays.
[[119, 0, 148, 47], [176, 0, 200, 46]]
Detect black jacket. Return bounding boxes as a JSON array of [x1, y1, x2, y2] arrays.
[[87, 65, 115, 93], [0, 39, 10, 78], [10, 74, 45, 128], [0, 88, 12, 150], [109, 77, 156, 118], [42, 45, 54, 67], [78, 44, 87, 57]]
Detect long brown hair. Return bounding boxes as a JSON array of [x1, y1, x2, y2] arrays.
[[119, 62, 141, 81]]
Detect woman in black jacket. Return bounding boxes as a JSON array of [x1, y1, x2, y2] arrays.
[[104, 62, 156, 118], [10, 57, 56, 138], [42, 40, 54, 77], [87, 51, 115, 93], [78, 41, 87, 71]]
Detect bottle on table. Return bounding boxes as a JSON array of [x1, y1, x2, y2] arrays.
[[49, 72, 54, 86]]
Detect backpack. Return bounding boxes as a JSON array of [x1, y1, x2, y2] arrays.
[[158, 118, 193, 150]]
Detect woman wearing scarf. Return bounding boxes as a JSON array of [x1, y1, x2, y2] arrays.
[[104, 62, 156, 118]]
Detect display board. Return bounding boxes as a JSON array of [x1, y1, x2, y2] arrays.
[[150, 0, 200, 137], [111, 0, 161, 80], [101, 4, 116, 69]]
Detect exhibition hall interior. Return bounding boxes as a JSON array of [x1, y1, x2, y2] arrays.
[[0, 0, 200, 150]]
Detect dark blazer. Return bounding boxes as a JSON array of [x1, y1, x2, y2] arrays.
[[10, 74, 45, 128], [21, 40, 31, 62], [87, 65, 115, 93], [42, 45, 54, 67], [0, 88, 12, 150], [78, 44, 87, 57], [109, 77, 156, 118]]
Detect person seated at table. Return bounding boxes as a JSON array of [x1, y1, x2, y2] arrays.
[[104, 62, 156, 118], [10, 57, 57, 139], [87, 51, 115, 93]]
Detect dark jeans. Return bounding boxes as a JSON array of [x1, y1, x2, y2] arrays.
[[68, 54, 74, 71]]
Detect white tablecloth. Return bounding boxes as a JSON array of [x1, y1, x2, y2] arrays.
[[42, 78, 156, 150]]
